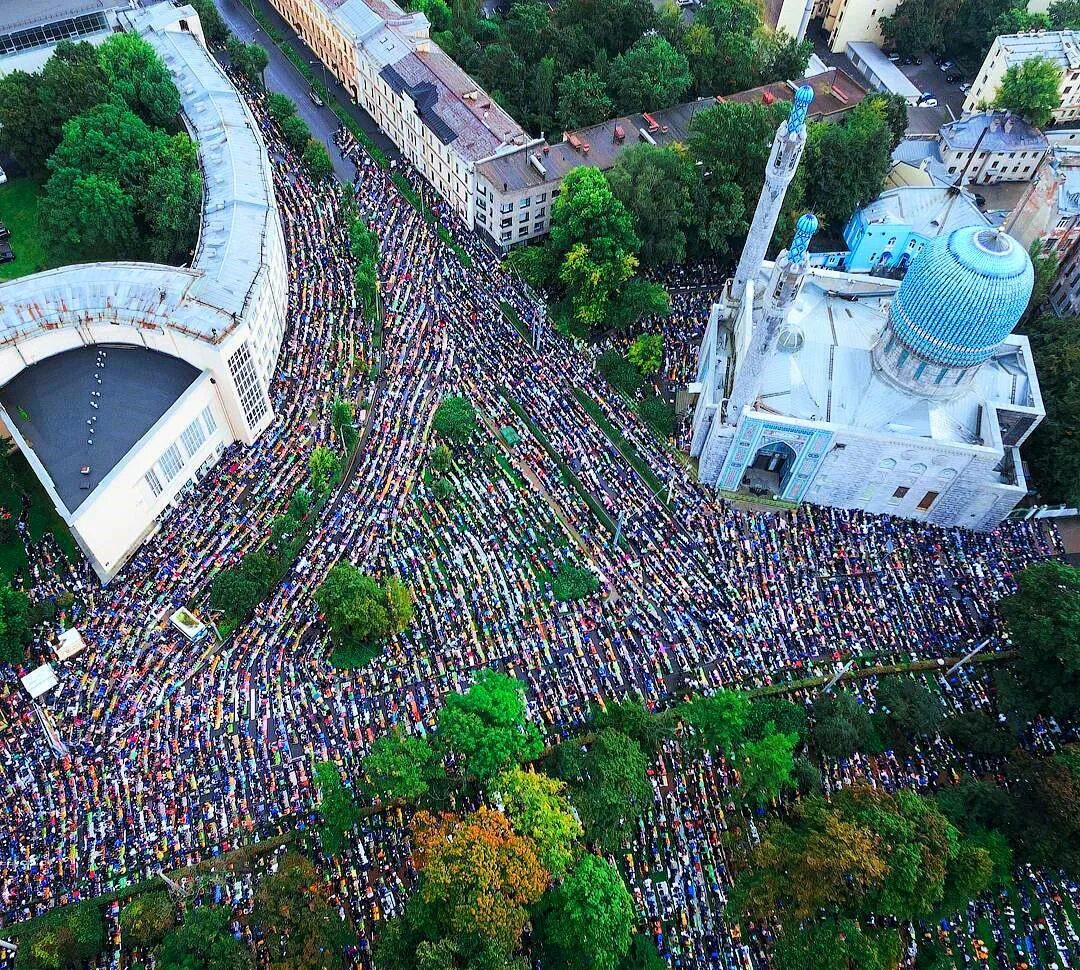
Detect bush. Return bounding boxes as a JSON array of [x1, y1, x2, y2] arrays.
[[120, 891, 175, 949], [638, 395, 675, 438], [596, 350, 642, 395], [17, 901, 105, 970], [552, 562, 600, 602]]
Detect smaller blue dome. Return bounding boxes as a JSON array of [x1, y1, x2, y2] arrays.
[[888, 227, 1033, 368]]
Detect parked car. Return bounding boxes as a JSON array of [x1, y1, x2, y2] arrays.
[[960, 81, 972, 92], [917, 92, 938, 106], [0, 163, 6, 185], [308, 88, 324, 107], [938, 60, 954, 72], [946, 72, 962, 84], [0, 240, 14, 263], [888, 51, 902, 62], [0, 222, 9, 239]]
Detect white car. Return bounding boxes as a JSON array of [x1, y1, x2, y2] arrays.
[[0, 164, 6, 185], [917, 93, 938, 107]]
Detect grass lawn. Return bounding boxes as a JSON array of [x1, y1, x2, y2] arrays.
[[0, 448, 78, 581], [0, 178, 49, 281]]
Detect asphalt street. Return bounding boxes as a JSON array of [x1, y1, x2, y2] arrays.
[[215, 0, 399, 182]]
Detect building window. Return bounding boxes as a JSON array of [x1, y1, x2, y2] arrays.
[[500, 202, 513, 213], [522, 196, 531, 206], [534, 221, 544, 232], [537, 192, 546, 202], [180, 416, 207, 459], [889, 486, 909, 504], [916, 490, 939, 511], [145, 468, 163, 497], [500, 231, 512, 242], [159, 443, 183, 482], [202, 405, 217, 434], [228, 343, 269, 428], [518, 226, 529, 236]]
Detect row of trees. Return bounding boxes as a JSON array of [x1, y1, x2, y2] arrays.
[[266, 92, 336, 179], [0, 36, 201, 266], [415, 0, 808, 137], [509, 92, 905, 338], [209, 443, 346, 633], [880, 0, 1068, 69]]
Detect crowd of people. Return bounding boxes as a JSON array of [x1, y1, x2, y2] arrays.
[[0, 74, 1074, 970]]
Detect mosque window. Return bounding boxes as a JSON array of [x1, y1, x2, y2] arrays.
[[916, 490, 940, 511], [910, 463, 927, 474], [145, 469, 163, 498], [890, 486, 909, 503], [159, 444, 184, 482], [228, 343, 269, 429], [935, 367, 949, 384], [877, 458, 896, 470], [180, 417, 207, 459]]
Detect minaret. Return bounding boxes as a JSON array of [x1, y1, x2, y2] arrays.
[[725, 213, 818, 426], [730, 84, 815, 305]]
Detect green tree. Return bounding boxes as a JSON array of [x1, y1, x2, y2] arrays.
[[39, 171, 137, 265], [436, 670, 543, 781], [226, 37, 269, 87], [590, 697, 675, 756], [267, 92, 297, 125], [620, 934, 667, 970], [316, 563, 413, 664], [0, 583, 33, 664], [20, 901, 106, 970], [609, 35, 691, 113], [627, 333, 663, 374], [361, 728, 440, 802], [556, 70, 615, 129], [98, 32, 181, 128], [1007, 745, 1080, 874], [607, 144, 701, 266], [552, 562, 600, 601], [493, 766, 583, 878], [209, 567, 261, 619], [304, 139, 335, 179], [142, 132, 203, 263], [1051, 0, 1080, 29], [688, 100, 794, 255], [942, 710, 1017, 757], [315, 761, 361, 855], [1021, 312, 1080, 505], [736, 729, 797, 805], [558, 729, 652, 851], [1027, 237, 1059, 321], [998, 561, 1080, 718], [935, 778, 1018, 833], [119, 891, 175, 949], [880, 0, 954, 56], [331, 397, 356, 449], [994, 56, 1063, 128], [187, 0, 232, 46], [429, 444, 452, 474], [875, 677, 944, 739], [251, 853, 354, 970], [810, 690, 881, 758], [745, 696, 808, 742], [772, 918, 901, 970], [0, 42, 111, 176], [280, 114, 311, 151], [597, 350, 644, 395], [803, 98, 893, 231], [678, 689, 750, 753], [158, 906, 250, 970], [549, 167, 644, 334], [309, 445, 340, 494], [537, 855, 634, 970], [432, 395, 478, 445]]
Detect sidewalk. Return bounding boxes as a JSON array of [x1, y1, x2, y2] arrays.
[[215, 0, 400, 180]]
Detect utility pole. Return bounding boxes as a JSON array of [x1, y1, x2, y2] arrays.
[[945, 638, 991, 678], [820, 658, 856, 694]]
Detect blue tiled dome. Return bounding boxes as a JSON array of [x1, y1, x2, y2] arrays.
[[888, 226, 1033, 368]]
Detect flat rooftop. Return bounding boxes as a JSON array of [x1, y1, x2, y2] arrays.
[[0, 1, 117, 35], [0, 346, 199, 512]]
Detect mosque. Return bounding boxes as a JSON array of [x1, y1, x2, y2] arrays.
[[689, 87, 1046, 531]]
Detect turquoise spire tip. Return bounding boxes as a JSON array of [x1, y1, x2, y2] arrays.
[[788, 212, 818, 262], [788, 85, 815, 132]]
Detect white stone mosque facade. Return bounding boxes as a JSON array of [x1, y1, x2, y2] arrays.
[[689, 86, 1046, 531]]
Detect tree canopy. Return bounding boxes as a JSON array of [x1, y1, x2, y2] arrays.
[[432, 395, 478, 445], [435, 670, 543, 781], [0, 583, 33, 665], [998, 561, 1080, 718], [361, 729, 440, 802], [492, 766, 583, 879], [159, 905, 251, 970], [994, 56, 1063, 128], [315, 563, 415, 666]]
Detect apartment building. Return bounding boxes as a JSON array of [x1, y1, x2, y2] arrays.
[[819, 0, 901, 54], [963, 31, 1080, 123], [266, 0, 534, 229], [473, 69, 868, 251], [939, 111, 1049, 185]]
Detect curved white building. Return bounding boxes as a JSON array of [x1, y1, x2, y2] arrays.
[[0, 3, 287, 582]]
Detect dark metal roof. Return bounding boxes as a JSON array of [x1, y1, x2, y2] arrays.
[[380, 63, 459, 145], [0, 345, 199, 513]]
